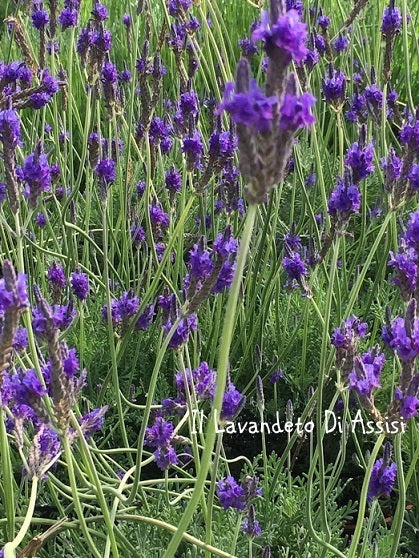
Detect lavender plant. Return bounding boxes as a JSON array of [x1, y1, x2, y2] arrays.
[[0, 0, 418, 557]]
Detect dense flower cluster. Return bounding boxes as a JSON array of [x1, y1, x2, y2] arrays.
[[1, 263, 106, 482], [368, 443, 397, 501], [252, 9, 308, 64], [216, 474, 262, 512], [145, 415, 178, 470]]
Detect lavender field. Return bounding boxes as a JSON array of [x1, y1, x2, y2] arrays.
[[0, 0, 418, 556]]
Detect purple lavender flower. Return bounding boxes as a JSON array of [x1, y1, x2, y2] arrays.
[[26, 424, 61, 479], [388, 249, 417, 298], [31, 3, 49, 29], [270, 370, 284, 383], [95, 158, 116, 184], [131, 223, 146, 246], [62, 346, 79, 378], [242, 507, 262, 537], [58, 7, 78, 29], [348, 349, 386, 397], [32, 303, 75, 335], [279, 92, 316, 132], [322, 67, 346, 107], [328, 178, 361, 217], [381, 4, 402, 34], [123, 13, 131, 27], [79, 406, 107, 439], [404, 211, 419, 252], [163, 315, 197, 350], [145, 416, 174, 447], [135, 180, 145, 197], [208, 131, 238, 163], [331, 316, 367, 348], [399, 118, 419, 153], [213, 260, 236, 293], [345, 141, 375, 183], [150, 201, 170, 231], [217, 476, 246, 511], [149, 117, 172, 151], [179, 90, 199, 119], [252, 9, 308, 65], [368, 444, 397, 501], [333, 35, 349, 53], [381, 148, 403, 191], [188, 241, 213, 279], [77, 27, 94, 58], [168, 0, 192, 17], [282, 252, 308, 287], [120, 68, 131, 83], [13, 327, 28, 352], [304, 48, 319, 70], [286, 0, 303, 14], [186, 16, 200, 32], [395, 388, 419, 420], [18, 142, 53, 207], [102, 291, 139, 326], [47, 262, 66, 290], [317, 14, 330, 31], [382, 316, 419, 361], [216, 80, 277, 133], [92, 2, 108, 21], [0, 271, 29, 316], [408, 164, 419, 191], [213, 228, 238, 258], [92, 28, 112, 53], [182, 130, 203, 170], [314, 33, 326, 54], [145, 415, 178, 471], [70, 270, 89, 301], [35, 213, 47, 228], [364, 83, 383, 112], [11, 368, 46, 406], [101, 61, 118, 83], [175, 362, 217, 401], [135, 304, 155, 331], [345, 91, 366, 123], [238, 37, 258, 58], [165, 167, 182, 194], [152, 445, 177, 470], [221, 382, 245, 421]]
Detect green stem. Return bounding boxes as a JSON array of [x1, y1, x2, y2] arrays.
[[164, 202, 258, 558], [3, 477, 38, 558], [401, 0, 415, 114], [389, 433, 406, 558], [316, 237, 341, 542], [102, 202, 131, 456], [205, 432, 223, 558], [0, 407, 15, 540], [62, 437, 102, 558], [126, 319, 182, 505], [347, 434, 386, 558]]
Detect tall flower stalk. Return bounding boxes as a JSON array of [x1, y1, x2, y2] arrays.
[[164, 1, 316, 554]]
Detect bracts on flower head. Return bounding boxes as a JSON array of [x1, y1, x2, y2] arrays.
[[0, 99, 21, 214], [26, 423, 61, 479], [368, 441, 397, 501], [33, 285, 82, 431], [218, 56, 315, 204], [381, 0, 403, 83], [5, 17, 37, 73]]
